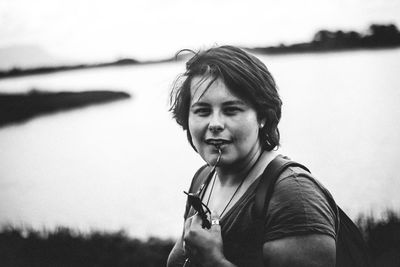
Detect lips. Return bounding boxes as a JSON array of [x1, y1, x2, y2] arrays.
[[205, 138, 232, 147]]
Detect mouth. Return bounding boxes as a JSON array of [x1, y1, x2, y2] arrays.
[[205, 138, 232, 148]]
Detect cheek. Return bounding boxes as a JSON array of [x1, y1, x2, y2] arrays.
[[231, 118, 260, 144], [188, 116, 203, 145]]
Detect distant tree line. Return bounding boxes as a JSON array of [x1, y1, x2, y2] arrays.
[[249, 23, 400, 54], [0, 211, 399, 267], [1, 23, 399, 79]]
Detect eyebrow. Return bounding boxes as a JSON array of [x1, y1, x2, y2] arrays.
[[223, 100, 247, 106], [190, 102, 208, 108], [190, 100, 247, 108]]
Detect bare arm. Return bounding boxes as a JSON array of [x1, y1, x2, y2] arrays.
[[263, 234, 336, 267]]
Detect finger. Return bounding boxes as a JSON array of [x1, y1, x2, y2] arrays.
[[182, 240, 186, 253], [182, 240, 191, 257], [184, 214, 195, 235], [190, 213, 204, 230], [210, 210, 221, 231]]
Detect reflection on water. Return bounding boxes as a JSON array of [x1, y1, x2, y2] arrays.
[[0, 49, 400, 238]]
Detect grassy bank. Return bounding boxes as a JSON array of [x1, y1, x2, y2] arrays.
[[356, 210, 400, 267], [0, 227, 173, 267], [0, 90, 131, 127], [0, 211, 399, 267]]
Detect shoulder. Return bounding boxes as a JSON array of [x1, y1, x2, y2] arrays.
[[186, 165, 210, 193], [189, 164, 210, 191], [264, 163, 338, 242], [262, 163, 337, 266], [273, 166, 335, 211]]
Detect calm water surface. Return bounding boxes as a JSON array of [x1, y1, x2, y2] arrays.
[[1, 49, 400, 238]]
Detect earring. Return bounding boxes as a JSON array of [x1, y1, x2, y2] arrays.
[[259, 123, 264, 128]]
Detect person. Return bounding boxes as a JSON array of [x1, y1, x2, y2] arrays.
[[167, 45, 337, 267]]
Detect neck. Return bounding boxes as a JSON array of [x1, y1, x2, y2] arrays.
[[216, 147, 265, 186]]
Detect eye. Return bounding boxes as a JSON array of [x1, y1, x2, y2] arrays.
[[224, 106, 242, 115], [193, 108, 210, 116]]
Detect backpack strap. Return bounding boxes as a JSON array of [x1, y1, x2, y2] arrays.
[[255, 155, 310, 220]]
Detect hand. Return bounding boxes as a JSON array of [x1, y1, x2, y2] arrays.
[[183, 211, 225, 267]]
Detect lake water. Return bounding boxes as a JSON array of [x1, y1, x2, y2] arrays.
[[1, 49, 400, 239]]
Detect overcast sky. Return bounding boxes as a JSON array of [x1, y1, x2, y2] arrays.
[[1, 0, 400, 63]]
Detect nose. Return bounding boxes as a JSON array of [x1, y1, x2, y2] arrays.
[[208, 113, 224, 133]]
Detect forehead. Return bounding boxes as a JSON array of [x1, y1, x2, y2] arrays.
[[189, 76, 240, 104]]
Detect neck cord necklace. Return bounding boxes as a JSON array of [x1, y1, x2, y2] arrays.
[[206, 151, 264, 217]]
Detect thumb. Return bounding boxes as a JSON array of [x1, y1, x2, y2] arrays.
[[209, 210, 221, 231]]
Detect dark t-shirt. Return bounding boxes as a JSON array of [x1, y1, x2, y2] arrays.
[[167, 156, 338, 267]]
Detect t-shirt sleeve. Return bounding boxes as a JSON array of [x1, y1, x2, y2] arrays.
[[264, 167, 337, 242]]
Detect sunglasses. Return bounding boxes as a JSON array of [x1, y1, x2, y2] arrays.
[[184, 189, 212, 229]]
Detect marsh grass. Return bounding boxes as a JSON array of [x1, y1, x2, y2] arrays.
[[356, 210, 400, 267], [0, 226, 174, 267], [0, 211, 399, 267]]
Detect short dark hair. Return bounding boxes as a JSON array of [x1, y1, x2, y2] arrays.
[[169, 45, 282, 151]]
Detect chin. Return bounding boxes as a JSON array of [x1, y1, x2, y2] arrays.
[[205, 155, 220, 166], [199, 151, 219, 166]]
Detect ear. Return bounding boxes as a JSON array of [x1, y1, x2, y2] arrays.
[[259, 118, 266, 129]]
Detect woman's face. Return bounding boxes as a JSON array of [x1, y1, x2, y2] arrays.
[[188, 75, 264, 167]]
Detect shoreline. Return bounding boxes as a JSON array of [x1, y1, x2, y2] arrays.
[[0, 90, 131, 127], [1, 23, 399, 80]]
